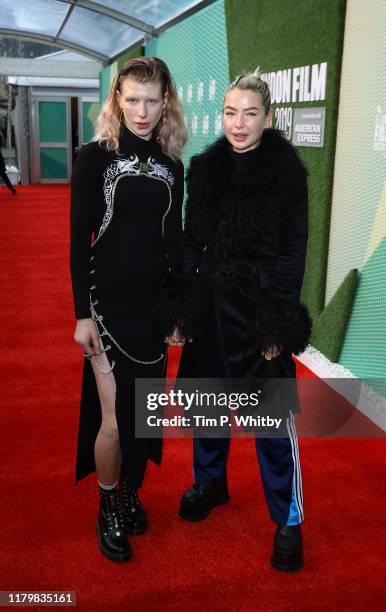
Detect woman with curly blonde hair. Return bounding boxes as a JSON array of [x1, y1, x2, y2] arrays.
[[70, 57, 187, 562]]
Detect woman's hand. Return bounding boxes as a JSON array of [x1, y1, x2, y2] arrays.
[[262, 345, 282, 360], [74, 318, 101, 356], [165, 326, 187, 347]]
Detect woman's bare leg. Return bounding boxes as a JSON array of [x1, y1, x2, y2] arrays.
[[91, 351, 121, 486], [91, 350, 132, 561]]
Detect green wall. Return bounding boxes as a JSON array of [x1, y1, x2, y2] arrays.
[[325, 0, 386, 383], [225, 0, 347, 322]]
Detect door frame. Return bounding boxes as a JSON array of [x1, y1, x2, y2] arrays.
[[31, 96, 71, 184]]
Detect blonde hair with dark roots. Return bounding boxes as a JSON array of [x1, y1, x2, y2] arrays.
[[94, 57, 188, 161], [224, 66, 271, 115]]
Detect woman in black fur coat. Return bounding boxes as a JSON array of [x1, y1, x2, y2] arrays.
[[177, 69, 311, 572]]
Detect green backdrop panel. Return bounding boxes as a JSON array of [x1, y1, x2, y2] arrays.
[[145, 0, 229, 167], [38, 101, 67, 143], [326, 0, 386, 380], [82, 101, 100, 144], [40, 148, 68, 179], [340, 237, 386, 393], [225, 0, 346, 321], [310, 269, 358, 363]]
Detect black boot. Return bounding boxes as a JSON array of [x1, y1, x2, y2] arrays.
[[120, 478, 148, 535], [96, 487, 132, 562], [271, 524, 304, 572], [179, 480, 230, 521]]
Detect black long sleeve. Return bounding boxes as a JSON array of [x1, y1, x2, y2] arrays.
[[70, 144, 99, 319], [172, 157, 210, 337], [180, 156, 208, 274], [255, 159, 311, 354], [163, 159, 184, 273], [152, 159, 186, 336], [272, 161, 309, 300]]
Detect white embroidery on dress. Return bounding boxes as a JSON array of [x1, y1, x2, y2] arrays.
[[146, 156, 175, 185], [116, 155, 141, 175], [92, 153, 174, 246]]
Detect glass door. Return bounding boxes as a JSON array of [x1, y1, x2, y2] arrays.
[[33, 98, 71, 183]]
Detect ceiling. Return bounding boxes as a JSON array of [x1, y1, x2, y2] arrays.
[[0, 0, 214, 64]]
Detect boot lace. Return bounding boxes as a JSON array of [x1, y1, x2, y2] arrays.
[[103, 491, 125, 534], [121, 480, 142, 510]]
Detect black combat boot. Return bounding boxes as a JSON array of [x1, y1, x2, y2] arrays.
[[96, 487, 132, 562], [271, 524, 304, 572], [179, 479, 230, 521], [120, 478, 148, 535]]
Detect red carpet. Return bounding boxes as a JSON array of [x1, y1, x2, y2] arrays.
[[1, 185, 385, 611]]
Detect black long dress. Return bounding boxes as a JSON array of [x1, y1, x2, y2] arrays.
[[70, 125, 184, 486]]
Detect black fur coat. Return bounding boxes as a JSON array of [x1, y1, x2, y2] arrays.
[[176, 128, 312, 380]]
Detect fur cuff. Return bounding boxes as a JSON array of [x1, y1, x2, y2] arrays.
[[255, 296, 312, 355]]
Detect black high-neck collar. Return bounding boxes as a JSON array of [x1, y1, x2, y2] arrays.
[[228, 142, 262, 161], [119, 123, 157, 153]]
